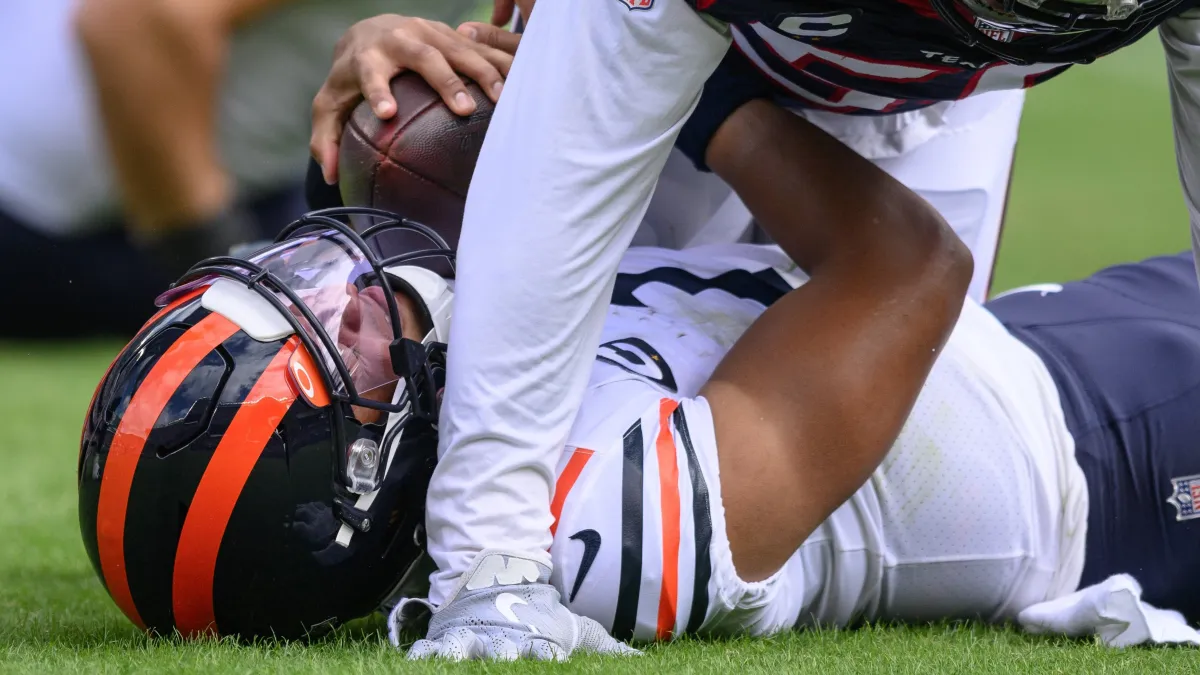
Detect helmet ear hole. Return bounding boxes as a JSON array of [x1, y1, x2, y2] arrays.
[[150, 348, 231, 459], [385, 273, 434, 338], [100, 325, 191, 426]]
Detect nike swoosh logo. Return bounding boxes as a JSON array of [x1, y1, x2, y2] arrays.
[[568, 529, 601, 603], [991, 282, 1064, 302], [495, 592, 527, 624], [597, 338, 678, 392]]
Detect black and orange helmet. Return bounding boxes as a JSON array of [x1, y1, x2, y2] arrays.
[[78, 208, 454, 640]]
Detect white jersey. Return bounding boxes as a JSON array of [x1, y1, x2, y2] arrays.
[[433, 0, 1193, 605], [545, 244, 1089, 641]]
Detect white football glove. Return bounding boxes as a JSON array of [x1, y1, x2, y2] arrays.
[[388, 549, 640, 661]]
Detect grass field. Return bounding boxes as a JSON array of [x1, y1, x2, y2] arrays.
[[2, 34, 1197, 675]]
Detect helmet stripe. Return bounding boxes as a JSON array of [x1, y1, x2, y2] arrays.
[[79, 353, 120, 481], [171, 338, 299, 638], [95, 313, 240, 631], [81, 286, 211, 473]]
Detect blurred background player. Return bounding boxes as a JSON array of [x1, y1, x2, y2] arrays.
[[0, 0, 479, 339]]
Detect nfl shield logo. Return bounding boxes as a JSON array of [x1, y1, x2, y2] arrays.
[[975, 18, 1013, 43], [617, 0, 655, 9], [1166, 474, 1200, 521]]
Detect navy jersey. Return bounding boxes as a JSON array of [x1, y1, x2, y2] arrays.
[[684, 0, 1190, 114], [989, 253, 1200, 622]]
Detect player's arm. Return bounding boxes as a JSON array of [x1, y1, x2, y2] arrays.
[[491, 0, 521, 26], [701, 100, 973, 581], [1161, 11, 1200, 281], [74, 0, 284, 273]]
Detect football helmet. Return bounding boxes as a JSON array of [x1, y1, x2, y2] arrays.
[[931, 0, 1185, 64], [78, 207, 453, 640]]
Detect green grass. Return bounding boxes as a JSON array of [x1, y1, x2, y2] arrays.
[[995, 34, 1189, 291], [2, 34, 1197, 674]]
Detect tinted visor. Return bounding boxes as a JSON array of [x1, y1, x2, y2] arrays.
[[159, 231, 405, 405]]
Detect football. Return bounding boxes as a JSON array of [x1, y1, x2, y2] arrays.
[[337, 71, 495, 257]]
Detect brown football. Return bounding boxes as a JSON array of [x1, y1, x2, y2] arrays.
[[338, 72, 494, 263]]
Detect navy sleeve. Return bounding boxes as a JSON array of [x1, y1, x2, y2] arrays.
[[675, 48, 775, 172]]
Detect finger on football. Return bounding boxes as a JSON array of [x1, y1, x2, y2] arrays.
[[354, 51, 399, 119], [388, 35, 476, 116], [459, 22, 522, 58], [446, 47, 506, 102], [309, 91, 345, 184]]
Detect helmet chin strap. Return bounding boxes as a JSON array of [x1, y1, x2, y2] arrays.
[[379, 264, 453, 461], [385, 265, 454, 346], [335, 267, 454, 549]]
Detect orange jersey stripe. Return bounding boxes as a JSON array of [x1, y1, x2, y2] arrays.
[[550, 448, 595, 538], [655, 398, 682, 640], [171, 340, 299, 638], [95, 313, 239, 630]]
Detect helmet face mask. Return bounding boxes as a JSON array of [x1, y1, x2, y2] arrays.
[[960, 0, 1136, 33], [930, 0, 1184, 64], [79, 207, 454, 641], [168, 208, 455, 496]]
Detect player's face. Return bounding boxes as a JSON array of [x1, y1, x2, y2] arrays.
[[336, 286, 426, 424], [167, 231, 433, 425]]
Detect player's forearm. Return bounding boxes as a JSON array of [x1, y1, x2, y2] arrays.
[[709, 100, 952, 278], [426, 0, 729, 604], [75, 0, 263, 234], [1162, 13, 1200, 283], [703, 100, 971, 576]]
